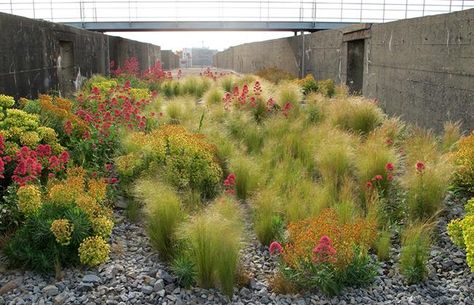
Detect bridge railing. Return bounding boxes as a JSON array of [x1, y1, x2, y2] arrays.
[[0, 0, 473, 23]]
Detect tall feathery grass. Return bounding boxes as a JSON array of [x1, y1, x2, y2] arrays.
[[441, 121, 461, 153], [252, 189, 283, 245], [330, 97, 384, 135], [178, 197, 243, 297], [203, 86, 225, 106], [399, 222, 433, 284], [230, 155, 260, 201], [134, 178, 184, 261]]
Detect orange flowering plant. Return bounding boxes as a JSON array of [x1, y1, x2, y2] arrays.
[[272, 209, 378, 295]]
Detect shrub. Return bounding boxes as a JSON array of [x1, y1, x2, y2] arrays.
[[279, 212, 377, 296], [453, 131, 474, 193], [297, 74, 318, 95], [399, 223, 432, 284], [3, 167, 112, 272], [318, 79, 335, 97], [401, 158, 452, 221], [255, 67, 295, 84], [447, 197, 474, 271], [177, 197, 243, 297], [134, 179, 183, 260], [252, 189, 284, 245]]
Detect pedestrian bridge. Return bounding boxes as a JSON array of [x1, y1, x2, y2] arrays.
[[1, 0, 472, 32]]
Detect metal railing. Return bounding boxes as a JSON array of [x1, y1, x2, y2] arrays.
[[0, 0, 473, 23]]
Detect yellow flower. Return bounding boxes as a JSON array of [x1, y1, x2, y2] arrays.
[[17, 185, 42, 214], [48, 183, 76, 205], [0, 94, 15, 108], [50, 219, 74, 246], [75, 194, 99, 217], [37, 127, 58, 144], [91, 216, 114, 238], [19, 131, 40, 147], [78, 236, 110, 266], [88, 178, 107, 203], [115, 153, 143, 177]]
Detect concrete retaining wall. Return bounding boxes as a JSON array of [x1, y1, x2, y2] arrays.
[[161, 50, 180, 70], [0, 12, 161, 99], [214, 9, 474, 132]]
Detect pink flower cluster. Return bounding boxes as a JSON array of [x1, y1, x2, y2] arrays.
[[312, 236, 337, 264], [366, 162, 395, 190], [269, 241, 283, 255], [223, 173, 236, 195], [0, 142, 69, 186]]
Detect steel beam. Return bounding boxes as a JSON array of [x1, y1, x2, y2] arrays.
[[61, 21, 356, 32]]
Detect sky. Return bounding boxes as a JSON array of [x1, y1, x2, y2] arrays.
[[106, 31, 294, 51], [1, 0, 473, 51]]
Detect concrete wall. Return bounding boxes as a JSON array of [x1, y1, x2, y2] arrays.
[[214, 36, 301, 76], [161, 50, 180, 70], [0, 12, 161, 99], [214, 9, 474, 132]]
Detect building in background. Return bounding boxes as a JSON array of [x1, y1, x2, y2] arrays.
[[161, 50, 180, 70], [180, 47, 217, 68]]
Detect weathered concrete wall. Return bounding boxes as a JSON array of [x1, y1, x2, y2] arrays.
[[0, 12, 161, 99], [364, 10, 474, 132], [161, 50, 180, 70], [108, 36, 161, 73], [214, 37, 300, 76], [213, 9, 474, 132]]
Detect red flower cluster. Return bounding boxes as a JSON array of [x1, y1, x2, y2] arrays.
[[3, 145, 69, 186], [282, 102, 292, 118], [312, 236, 337, 264], [269, 241, 283, 255], [253, 81, 262, 96], [224, 173, 236, 195], [366, 162, 395, 191], [416, 161, 425, 173], [111, 57, 140, 77]]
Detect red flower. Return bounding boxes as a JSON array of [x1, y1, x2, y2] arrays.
[[64, 120, 73, 135], [269, 241, 283, 255], [415, 161, 425, 173], [0, 158, 4, 179], [59, 151, 70, 164], [374, 175, 383, 181], [385, 162, 394, 172], [387, 174, 393, 181], [36, 144, 52, 158], [366, 181, 373, 189], [312, 235, 337, 264]]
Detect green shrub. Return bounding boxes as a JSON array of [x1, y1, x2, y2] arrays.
[[134, 179, 184, 261], [317, 79, 335, 97], [255, 67, 295, 84], [452, 131, 474, 193], [447, 198, 474, 271], [4, 202, 93, 273], [399, 223, 432, 284]]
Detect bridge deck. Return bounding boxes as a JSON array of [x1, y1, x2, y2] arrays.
[[62, 21, 356, 32]]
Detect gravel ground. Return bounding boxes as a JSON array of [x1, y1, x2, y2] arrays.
[[0, 194, 473, 305]]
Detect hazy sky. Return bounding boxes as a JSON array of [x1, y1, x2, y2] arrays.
[[107, 31, 293, 51], [2, 0, 473, 51]]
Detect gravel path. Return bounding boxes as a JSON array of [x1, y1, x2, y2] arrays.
[[0, 195, 473, 305]]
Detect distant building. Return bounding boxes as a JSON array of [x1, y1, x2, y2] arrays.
[[180, 47, 217, 68], [161, 50, 180, 70]]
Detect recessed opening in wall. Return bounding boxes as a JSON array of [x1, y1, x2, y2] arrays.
[[346, 39, 365, 95], [58, 40, 74, 96]]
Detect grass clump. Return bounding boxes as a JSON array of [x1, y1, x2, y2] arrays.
[[331, 97, 384, 135], [230, 155, 260, 201], [375, 230, 392, 261], [399, 223, 432, 284], [255, 67, 295, 84], [178, 197, 243, 297], [203, 86, 225, 106], [134, 179, 183, 261], [252, 189, 283, 245]]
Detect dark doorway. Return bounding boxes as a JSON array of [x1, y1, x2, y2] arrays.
[[58, 41, 74, 96], [346, 39, 365, 95]]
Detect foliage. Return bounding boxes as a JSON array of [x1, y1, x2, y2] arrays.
[[255, 67, 295, 84], [172, 253, 197, 288], [134, 178, 183, 260], [252, 189, 284, 245], [453, 131, 474, 193], [177, 197, 243, 297], [330, 97, 384, 135], [447, 197, 474, 271], [296, 74, 318, 95], [399, 223, 432, 284]]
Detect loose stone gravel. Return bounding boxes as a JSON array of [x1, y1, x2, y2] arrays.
[[0, 194, 473, 305]]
